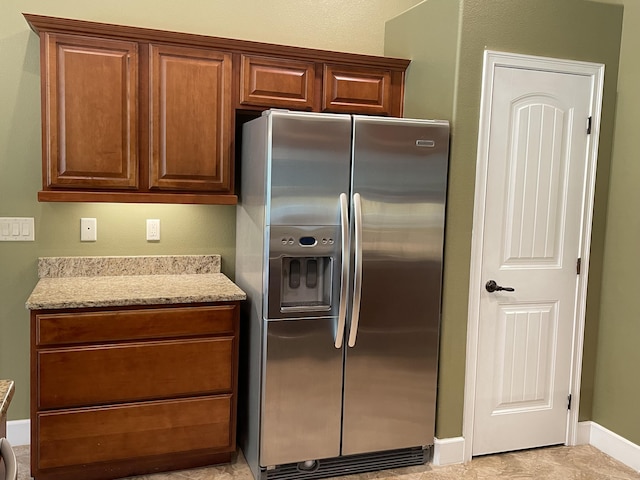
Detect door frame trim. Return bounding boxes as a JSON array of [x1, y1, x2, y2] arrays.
[[462, 50, 605, 462]]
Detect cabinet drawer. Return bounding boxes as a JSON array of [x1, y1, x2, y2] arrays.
[[240, 55, 315, 110], [37, 338, 233, 409], [35, 305, 237, 346], [36, 395, 232, 470], [322, 64, 392, 115]]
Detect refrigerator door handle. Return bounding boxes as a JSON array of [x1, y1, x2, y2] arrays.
[[335, 192, 349, 348], [348, 192, 363, 348]]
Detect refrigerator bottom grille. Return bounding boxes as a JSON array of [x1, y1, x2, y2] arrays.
[[262, 446, 432, 480]]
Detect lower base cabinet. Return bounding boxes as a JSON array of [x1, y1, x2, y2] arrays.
[[30, 303, 240, 480]]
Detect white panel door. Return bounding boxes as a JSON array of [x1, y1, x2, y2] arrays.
[[472, 65, 592, 456]]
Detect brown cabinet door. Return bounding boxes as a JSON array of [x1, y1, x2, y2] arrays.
[[322, 64, 393, 115], [149, 45, 232, 192], [240, 55, 315, 110], [43, 33, 138, 189]]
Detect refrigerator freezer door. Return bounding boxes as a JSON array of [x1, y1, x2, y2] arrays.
[[341, 116, 449, 455], [267, 111, 352, 227], [260, 317, 343, 467]]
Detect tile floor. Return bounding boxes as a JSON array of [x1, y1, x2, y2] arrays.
[[14, 444, 640, 480]]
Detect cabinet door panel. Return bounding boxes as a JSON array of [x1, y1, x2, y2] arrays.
[[240, 55, 315, 110], [322, 64, 392, 115], [44, 33, 138, 189], [36, 395, 232, 470], [150, 45, 232, 192], [37, 338, 234, 409]]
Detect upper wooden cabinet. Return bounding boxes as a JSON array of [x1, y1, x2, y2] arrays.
[[24, 14, 409, 204], [239, 55, 316, 110], [322, 64, 393, 115], [43, 33, 139, 190], [238, 55, 404, 116], [149, 45, 233, 192]]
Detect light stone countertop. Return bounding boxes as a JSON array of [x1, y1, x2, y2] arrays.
[[0, 379, 14, 419], [25, 255, 246, 310]]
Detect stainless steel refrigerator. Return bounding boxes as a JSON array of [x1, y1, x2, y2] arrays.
[[235, 109, 449, 480]]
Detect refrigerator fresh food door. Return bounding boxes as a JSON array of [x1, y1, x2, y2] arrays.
[[342, 116, 449, 455], [260, 317, 344, 466], [266, 110, 351, 227]]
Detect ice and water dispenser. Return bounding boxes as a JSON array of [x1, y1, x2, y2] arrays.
[[267, 225, 341, 320]]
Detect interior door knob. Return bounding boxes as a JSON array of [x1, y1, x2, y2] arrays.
[[485, 280, 515, 293]]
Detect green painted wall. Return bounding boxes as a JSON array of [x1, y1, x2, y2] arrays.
[[590, 0, 640, 447], [382, 0, 461, 122], [0, 0, 421, 421], [386, 0, 623, 439]]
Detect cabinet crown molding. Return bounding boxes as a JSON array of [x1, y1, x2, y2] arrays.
[[23, 13, 410, 70]]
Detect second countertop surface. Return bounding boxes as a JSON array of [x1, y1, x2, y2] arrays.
[[0, 379, 14, 419]]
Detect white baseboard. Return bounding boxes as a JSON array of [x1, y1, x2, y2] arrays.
[[435, 423, 639, 473], [587, 421, 640, 473], [6, 419, 30, 446], [433, 436, 465, 466], [576, 420, 593, 445]]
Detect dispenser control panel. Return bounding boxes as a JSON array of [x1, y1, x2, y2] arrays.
[[279, 235, 335, 247]]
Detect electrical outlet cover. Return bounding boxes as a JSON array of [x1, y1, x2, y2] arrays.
[[80, 218, 97, 241], [146, 219, 160, 241]]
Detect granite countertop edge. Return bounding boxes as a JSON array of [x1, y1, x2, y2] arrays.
[[26, 255, 246, 310], [0, 379, 15, 418], [26, 273, 246, 310]]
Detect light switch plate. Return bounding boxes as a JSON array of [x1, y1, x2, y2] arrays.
[[80, 218, 97, 241], [0, 217, 35, 241]]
